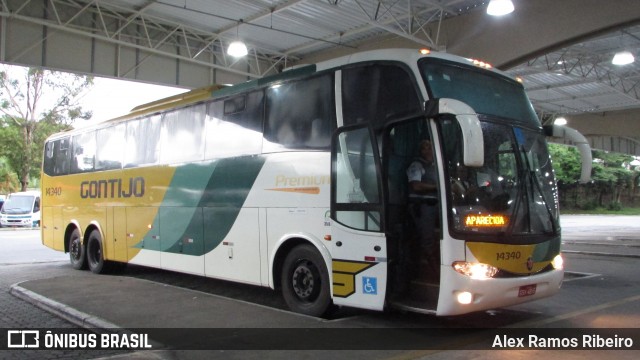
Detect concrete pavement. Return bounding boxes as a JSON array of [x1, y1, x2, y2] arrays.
[[4, 214, 640, 359]]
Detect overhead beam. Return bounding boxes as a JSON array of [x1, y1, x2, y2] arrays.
[[0, 0, 290, 86]]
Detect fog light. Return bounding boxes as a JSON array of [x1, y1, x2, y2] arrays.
[[457, 291, 473, 305], [552, 254, 564, 270]]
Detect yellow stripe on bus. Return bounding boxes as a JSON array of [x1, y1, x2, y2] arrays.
[[332, 260, 375, 297], [466, 242, 549, 274]]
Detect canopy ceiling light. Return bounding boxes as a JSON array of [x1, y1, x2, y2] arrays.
[[227, 40, 248, 57], [227, 20, 248, 58], [487, 0, 514, 16], [554, 117, 567, 126], [612, 51, 635, 65]]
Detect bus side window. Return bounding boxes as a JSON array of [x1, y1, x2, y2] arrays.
[[43, 141, 56, 176], [161, 103, 206, 164], [124, 115, 161, 167], [96, 124, 125, 171], [56, 138, 70, 175], [43, 138, 71, 176], [71, 131, 96, 173], [33, 197, 40, 213], [264, 74, 333, 152], [224, 95, 246, 114], [342, 64, 421, 128], [205, 90, 264, 159]]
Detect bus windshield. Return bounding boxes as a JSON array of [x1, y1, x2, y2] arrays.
[[419, 59, 539, 127], [419, 58, 559, 242], [439, 119, 560, 241]]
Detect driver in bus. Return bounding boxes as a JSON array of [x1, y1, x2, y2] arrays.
[[406, 139, 439, 272], [451, 165, 480, 205]]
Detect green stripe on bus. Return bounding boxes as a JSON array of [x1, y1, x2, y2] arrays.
[[199, 155, 266, 253], [532, 237, 561, 261], [133, 155, 266, 255]]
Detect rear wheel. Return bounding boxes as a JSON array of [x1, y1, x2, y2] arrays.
[[281, 244, 331, 317], [69, 228, 86, 270], [86, 230, 109, 274]]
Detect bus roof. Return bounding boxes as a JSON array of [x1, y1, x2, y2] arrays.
[[45, 48, 513, 141], [128, 84, 224, 114]]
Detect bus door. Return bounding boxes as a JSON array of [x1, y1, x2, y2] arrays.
[[330, 124, 387, 311], [383, 117, 441, 312]]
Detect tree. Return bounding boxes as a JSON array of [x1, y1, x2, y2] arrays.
[[591, 150, 635, 206], [0, 157, 18, 194], [0, 66, 92, 191], [0, 114, 70, 189], [549, 143, 638, 209], [548, 143, 582, 183]]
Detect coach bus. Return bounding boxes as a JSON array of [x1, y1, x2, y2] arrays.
[[41, 48, 566, 316]]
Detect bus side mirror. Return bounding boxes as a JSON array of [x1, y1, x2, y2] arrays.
[[544, 124, 592, 183], [425, 98, 484, 167]]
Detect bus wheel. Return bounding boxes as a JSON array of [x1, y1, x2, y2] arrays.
[[69, 228, 86, 270], [86, 230, 108, 274], [281, 244, 331, 317]]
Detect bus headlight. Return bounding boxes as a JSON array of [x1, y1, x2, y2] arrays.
[[551, 254, 564, 270], [452, 261, 498, 279]]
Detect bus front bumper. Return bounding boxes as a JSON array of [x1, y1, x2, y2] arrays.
[[435, 266, 564, 316]]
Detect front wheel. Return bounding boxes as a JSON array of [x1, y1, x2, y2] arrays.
[[86, 230, 109, 274], [281, 244, 331, 317]]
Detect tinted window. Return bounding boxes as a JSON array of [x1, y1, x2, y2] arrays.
[[43, 137, 71, 176], [223, 93, 263, 133], [264, 74, 334, 151], [420, 59, 540, 126], [224, 95, 246, 114], [334, 126, 381, 231], [205, 91, 263, 158], [96, 124, 125, 171], [71, 132, 96, 173], [124, 115, 161, 167], [161, 103, 206, 163], [342, 64, 421, 128]]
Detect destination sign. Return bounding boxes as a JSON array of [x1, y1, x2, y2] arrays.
[[465, 214, 508, 227]]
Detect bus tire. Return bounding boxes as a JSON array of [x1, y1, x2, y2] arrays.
[[69, 228, 86, 270], [281, 244, 331, 317], [86, 230, 108, 274]]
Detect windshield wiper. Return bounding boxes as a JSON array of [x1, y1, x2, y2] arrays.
[[520, 145, 558, 235], [505, 156, 527, 236]]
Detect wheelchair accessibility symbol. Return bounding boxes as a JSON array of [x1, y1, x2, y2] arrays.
[[362, 276, 377, 295]]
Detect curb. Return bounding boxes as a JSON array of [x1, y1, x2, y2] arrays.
[[9, 282, 168, 354], [9, 282, 120, 330], [562, 250, 640, 259]]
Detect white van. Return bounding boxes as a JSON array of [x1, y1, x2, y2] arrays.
[[0, 191, 41, 228]]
